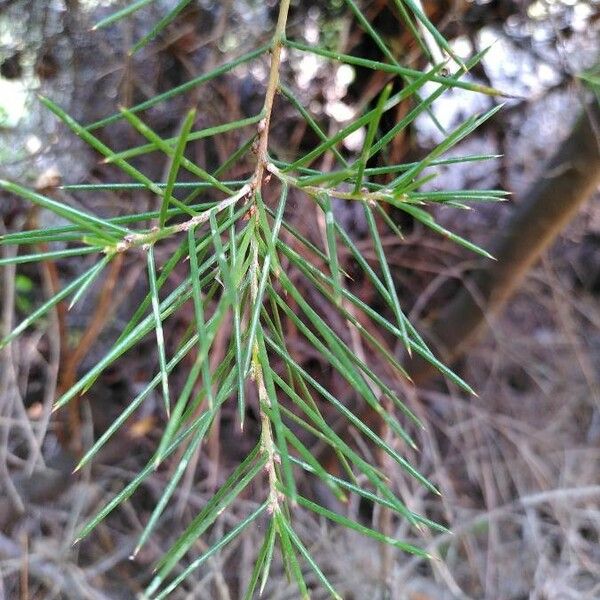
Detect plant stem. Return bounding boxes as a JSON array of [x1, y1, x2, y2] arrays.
[[267, 163, 408, 204], [252, 0, 291, 193], [113, 0, 291, 251], [114, 184, 251, 252], [109, 0, 292, 513], [249, 232, 280, 512], [246, 0, 292, 512]]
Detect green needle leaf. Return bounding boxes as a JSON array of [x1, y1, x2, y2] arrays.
[[74, 330, 201, 472], [119, 107, 233, 195], [393, 0, 465, 68], [187, 226, 216, 413], [280, 517, 342, 600], [363, 202, 411, 355], [40, 96, 197, 217], [322, 193, 343, 306], [160, 108, 197, 227], [147, 244, 171, 417], [274, 511, 309, 600], [285, 40, 510, 97], [68, 254, 112, 310], [148, 443, 265, 593], [354, 82, 392, 193], [1, 255, 113, 349], [0, 179, 126, 242], [152, 502, 269, 600], [134, 406, 215, 557], [129, 0, 192, 55], [92, 0, 156, 30], [86, 45, 268, 130], [105, 116, 261, 163], [0, 245, 102, 267], [399, 203, 495, 259], [297, 494, 429, 557], [244, 518, 277, 600]]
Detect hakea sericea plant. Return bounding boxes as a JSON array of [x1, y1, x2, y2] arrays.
[[0, 0, 509, 597]]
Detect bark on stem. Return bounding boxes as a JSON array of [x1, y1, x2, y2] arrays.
[[250, 0, 291, 511], [252, 0, 291, 192]]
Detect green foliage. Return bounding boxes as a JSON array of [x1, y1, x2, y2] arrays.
[[0, 1, 507, 597], [578, 62, 600, 103]]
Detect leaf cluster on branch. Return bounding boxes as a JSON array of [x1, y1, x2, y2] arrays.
[[0, 0, 510, 597]]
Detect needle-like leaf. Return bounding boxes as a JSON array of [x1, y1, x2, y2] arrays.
[[1, 255, 113, 349], [147, 245, 171, 417], [129, 0, 192, 55], [159, 108, 196, 227], [92, 0, 156, 30], [0, 179, 127, 241]]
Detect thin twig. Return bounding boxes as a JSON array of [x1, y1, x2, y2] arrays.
[[251, 0, 291, 193]]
